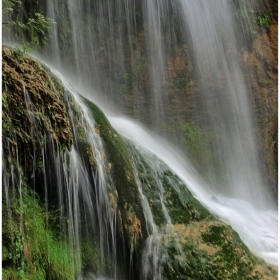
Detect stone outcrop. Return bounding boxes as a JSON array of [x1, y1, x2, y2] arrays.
[[241, 23, 278, 194], [2, 45, 278, 280], [2, 46, 73, 173]]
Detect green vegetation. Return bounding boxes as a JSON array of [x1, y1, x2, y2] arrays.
[[173, 69, 189, 90], [2, 48, 78, 278], [201, 224, 263, 280], [254, 14, 271, 29], [82, 97, 147, 251], [231, 0, 273, 43], [3, 0, 21, 16], [228, 0, 274, 53], [2, 184, 79, 280], [153, 220, 274, 280], [11, 45, 31, 62], [3, 0, 55, 51]]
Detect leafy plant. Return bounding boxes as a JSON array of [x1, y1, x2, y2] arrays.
[[12, 44, 31, 61], [2, 0, 21, 15], [254, 14, 271, 28], [25, 12, 55, 48], [8, 232, 24, 272], [3, 0, 55, 51]]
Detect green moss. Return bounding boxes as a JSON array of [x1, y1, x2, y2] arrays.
[[2, 184, 79, 280], [150, 220, 274, 280], [159, 237, 217, 280], [125, 143, 209, 227], [201, 224, 262, 279], [162, 174, 210, 224], [201, 225, 226, 246], [82, 97, 146, 251]]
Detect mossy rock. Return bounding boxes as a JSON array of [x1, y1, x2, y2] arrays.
[[147, 220, 277, 280], [162, 173, 209, 224], [82, 97, 147, 251], [2, 46, 73, 176], [125, 142, 210, 227], [2, 185, 79, 280]]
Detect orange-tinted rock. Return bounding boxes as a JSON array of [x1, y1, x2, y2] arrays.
[[241, 23, 278, 192]]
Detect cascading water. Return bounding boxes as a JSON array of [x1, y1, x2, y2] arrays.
[[110, 116, 278, 267], [176, 0, 275, 209], [28, 0, 275, 208], [2, 0, 278, 278], [2, 51, 278, 279], [2, 63, 124, 278]]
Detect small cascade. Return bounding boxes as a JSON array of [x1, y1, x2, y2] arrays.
[[111, 116, 278, 267], [2, 0, 278, 277], [59, 79, 120, 278], [3, 0, 275, 206], [2, 49, 278, 280], [126, 140, 198, 280], [2, 65, 123, 279], [128, 142, 172, 227]]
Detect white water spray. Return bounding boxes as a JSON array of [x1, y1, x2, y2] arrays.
[[3, 0, 277, 276], [31, 0, 276, 210], [110, 116, 278, 266]]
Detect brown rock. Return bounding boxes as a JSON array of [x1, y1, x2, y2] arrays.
[[241, 23, 278, 193]]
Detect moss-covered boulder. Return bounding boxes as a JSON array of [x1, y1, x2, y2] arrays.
[[144, 220, 277, 280], [125, 142, 277, 279], [2, 46, 148, 280], [2, 46, 277, 280], [2, 46, 73, 176], [82, 98, 147, 251]]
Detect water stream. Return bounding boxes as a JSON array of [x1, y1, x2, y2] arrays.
[[2, 0, 278, 277], [2, 56, 278, 280], [33, 0, 275, 208], [110, 116, 278, 266]]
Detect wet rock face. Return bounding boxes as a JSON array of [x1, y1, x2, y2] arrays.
[[241, 23, 278, 194], [143, 221, 278, 280], [2, 45, 278, 280], [133, 22, 279, 197], [2, 46, 73, 171], [267, 0, 278, 19]]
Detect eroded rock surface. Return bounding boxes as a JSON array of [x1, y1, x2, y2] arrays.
[[241, 23, 278, 192]]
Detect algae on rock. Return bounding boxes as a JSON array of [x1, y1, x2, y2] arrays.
[[2, 46, 277, 280], [82, 97, 148, 251]]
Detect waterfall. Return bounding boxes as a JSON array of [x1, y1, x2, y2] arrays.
[[110, 116, 278, 266], [3, 70, 122, 278], [2, 52, 278, 279], [176, 0, 275, 208], [2, 0, 278, 278], [30, 0, 275, 208]]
